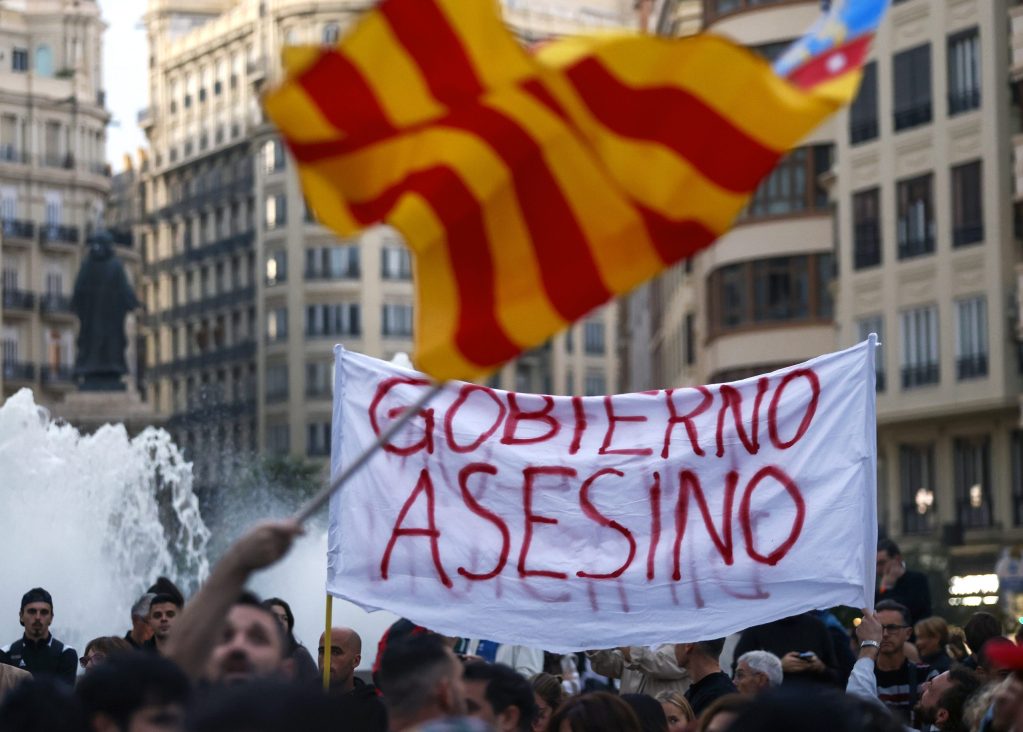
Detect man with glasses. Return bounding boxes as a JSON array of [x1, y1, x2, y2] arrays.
[[861, 600, 936, 726]]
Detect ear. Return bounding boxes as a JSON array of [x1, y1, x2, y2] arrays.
[[90, 712, 119, 732], [935, 708, 949, 725], [282, 657, 296, 680], [437, 676, 455, 713], [498, 706, 521, 732]]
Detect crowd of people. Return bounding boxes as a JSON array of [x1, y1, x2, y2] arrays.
[[2, 529, 1023, 732]]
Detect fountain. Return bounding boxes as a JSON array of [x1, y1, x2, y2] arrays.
[[0, 388, 396, 668]]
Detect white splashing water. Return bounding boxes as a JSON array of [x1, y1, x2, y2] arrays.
[[0, 388, 397, 668], [0, 389, 210, 654]]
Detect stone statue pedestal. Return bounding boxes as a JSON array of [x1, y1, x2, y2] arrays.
[[54, 387, 164, 436]]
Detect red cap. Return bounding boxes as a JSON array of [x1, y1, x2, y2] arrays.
[[983, 637, 1023, 669]]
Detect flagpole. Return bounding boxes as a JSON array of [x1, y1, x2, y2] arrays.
[[292, 382, 444, 525], [322, 594, 333, 691]]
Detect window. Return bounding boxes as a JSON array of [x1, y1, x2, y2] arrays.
[[947, 29, 980, 115], [262, 139, 285, 174], [852, 188, 881, 269], [742, 145, 831, 220], [35, 45, 53, 76], [951, 161, 983, 247], [265, 362, 288, 402], [306, 245, 359, 279], [12, 49, 28, 73], [306, 303, 361, 337], [955, 296, 987, 380], [753, 257, 809, 321], [584, 321, 605, 355], [954, 436, 991, 528], [707, 254, 833, 337], [896, 174, 934, 259], [564, 326, 574, 353], [307, 422, 331, 457], [266, 423, 289, 454], [893, 44, 932, 131], [264, 193, 286, 230], [900, 304, 939, 388], [1, 188, 16, 223], [306, 361, 332, 398], [900, 444, 935, 534], [849, 61, 878, 144], [584, 371, 606, 396], [265, 250, 286, 285], [381, 246, 412, 280], [1013, 431, 1023, 526], [382, 303, 413, 337], [857, 315, 885, 391], [322, 22, 341, 44], [266, 307, 288, 342]]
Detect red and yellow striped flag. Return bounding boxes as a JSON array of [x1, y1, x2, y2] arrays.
[[264, 0, 877, 382]]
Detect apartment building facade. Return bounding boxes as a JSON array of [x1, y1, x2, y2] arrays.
[[833, 0, 1020, 578], [647, 0, 839, 391], [0, 0, 115, 406], [642, 0, 1023, 589], [138, 0, 627, 480]]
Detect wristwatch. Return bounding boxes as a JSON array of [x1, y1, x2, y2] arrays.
[[860, 640, 881, 649]]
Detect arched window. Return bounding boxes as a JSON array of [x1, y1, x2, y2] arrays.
[[35, 45, 53, 76], [322, 22, 340, 45]]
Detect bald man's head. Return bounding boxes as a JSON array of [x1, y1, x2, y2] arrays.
[[318, 627, 362, 691]]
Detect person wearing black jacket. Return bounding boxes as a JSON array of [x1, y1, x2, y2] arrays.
[[2, 587, 77, 686], [320, 627, 388, 731], [732, 612, 840, 685], [877, 538, 932, 624]]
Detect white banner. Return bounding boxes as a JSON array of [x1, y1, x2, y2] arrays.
[[328, 340, 877, 651]]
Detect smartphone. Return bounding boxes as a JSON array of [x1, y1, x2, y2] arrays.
[[798, 651, 815, 660]]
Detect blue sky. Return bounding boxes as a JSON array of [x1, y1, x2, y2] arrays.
[[99, 0, 148, 172]]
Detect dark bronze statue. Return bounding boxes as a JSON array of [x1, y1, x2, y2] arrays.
[[70, 230, 140, 391]]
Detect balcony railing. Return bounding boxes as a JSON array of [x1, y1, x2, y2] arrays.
[[956, 353, 988, 380], [266, 387, 289, 404], [41, 153, 75, 170], [39, 293, 72, 314], [2, 288, 35, 310], [901, 363, 940, 388], [853, 224, 882, 269], [849, 118, 879, 145], [0, 145, 27, 164], [41, 224, 80, 245], [2, 219, 34, 239], [953, 223, 984, 247], [149, 339, 257, 378], [957, 501, 993, 529], [894, 103, 932, 132], [40, 364, 73, 385], [2, 360, 35, 381], [897, 235, 934, 260], [901, 506, 932, 535], [948, 88, 981, 116]]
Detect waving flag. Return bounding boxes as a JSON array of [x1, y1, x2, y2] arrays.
[[264, 0, 888, 382]]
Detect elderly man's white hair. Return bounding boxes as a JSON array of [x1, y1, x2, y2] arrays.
[[738, 650, 783, 687]]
